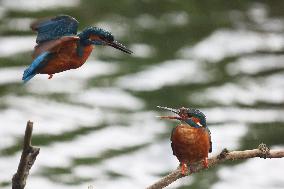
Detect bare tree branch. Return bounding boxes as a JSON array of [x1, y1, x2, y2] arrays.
[[146, 144, 284, 189], [12, 121, 40, 189]]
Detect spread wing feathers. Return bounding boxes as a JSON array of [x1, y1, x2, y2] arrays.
[[31, 15, 79, 44], [22, 52, 52, 83], [32, 36, 79, 58]]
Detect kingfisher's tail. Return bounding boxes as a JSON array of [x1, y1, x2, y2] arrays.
[[22, 52, 51, 83]]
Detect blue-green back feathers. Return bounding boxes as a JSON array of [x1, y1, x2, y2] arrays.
[[31, 15, 78, 44]]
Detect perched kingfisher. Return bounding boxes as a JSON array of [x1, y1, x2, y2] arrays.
[[22, 15, 132, 83], [157, 106, 212, 175]]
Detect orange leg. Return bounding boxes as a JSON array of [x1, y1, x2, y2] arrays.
[[48, 74, 53, 79], [203, 157, 208, 168], [181, 162, 188, 175]]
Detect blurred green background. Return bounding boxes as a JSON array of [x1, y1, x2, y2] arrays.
[[0, 0, 284, 188]]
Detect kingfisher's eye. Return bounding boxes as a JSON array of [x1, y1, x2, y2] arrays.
[[107, 34, 114, 42]]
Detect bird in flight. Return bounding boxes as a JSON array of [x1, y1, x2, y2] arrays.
[[22, 15, 132, 83]]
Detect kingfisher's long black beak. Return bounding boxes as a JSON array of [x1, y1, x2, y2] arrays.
[[107, 40, 133, 54], [157, 106, 179, 114], [157, 106, 181, 120]]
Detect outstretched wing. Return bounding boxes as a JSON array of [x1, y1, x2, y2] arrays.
[[32, 36, 80, 58], [31, 15, 79, 44], [24, 36, 80, 82]]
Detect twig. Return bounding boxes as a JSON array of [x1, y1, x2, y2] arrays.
[[12, 121, 40, 189], [146, 144, 284, 189]]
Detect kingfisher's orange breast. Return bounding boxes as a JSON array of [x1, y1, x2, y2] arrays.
[[38, 40, 93, 74], [171, 124, 210, 164]]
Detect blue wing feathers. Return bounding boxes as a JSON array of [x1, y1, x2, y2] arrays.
[[22, 52, 51, 83], [31, 15, 79, 44]]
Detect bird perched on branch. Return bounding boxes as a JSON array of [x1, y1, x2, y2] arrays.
[[157, 106, 212, 175], [22, 15, 132, 83]]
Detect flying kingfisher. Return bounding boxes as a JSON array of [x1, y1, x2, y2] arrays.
[[22, 15, 132, 83], [157, 106, 212, 175]]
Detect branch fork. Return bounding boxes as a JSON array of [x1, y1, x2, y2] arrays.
[[12, 121, 40, 189]]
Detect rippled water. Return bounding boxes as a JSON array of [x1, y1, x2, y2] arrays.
[[0, 1, 284, 189]]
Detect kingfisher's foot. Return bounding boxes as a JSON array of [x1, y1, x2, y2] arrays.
[[181, 162, 188, 175], [203, 157, 209, 168], [48, 74, 53, 79]]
